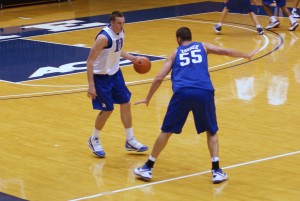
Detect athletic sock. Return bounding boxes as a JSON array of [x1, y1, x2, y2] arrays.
[[125, 127, 134, 140], [92, 128, 100, 138], [145, 155, 156, 168], [212, 161, 220, 170]]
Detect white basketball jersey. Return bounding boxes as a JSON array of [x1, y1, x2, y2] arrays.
[[93, 25, 124, 75]]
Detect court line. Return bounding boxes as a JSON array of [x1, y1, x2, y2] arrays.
[[68, 150, 300, 201], [0, 14, 282, 99], [166, 17, 270, 69], [0, 88, 87, 99]]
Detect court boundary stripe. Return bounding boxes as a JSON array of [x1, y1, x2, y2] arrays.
[[0, 21, 281, 100], [0, 11, 283, 100], [68, 150, 300, 201]]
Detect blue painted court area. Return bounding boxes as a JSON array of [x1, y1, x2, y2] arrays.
[[0, 1, 288, 83], [0, 192, 28, 201], [0, 2, 288, 82], [0, 1, 221, 83]]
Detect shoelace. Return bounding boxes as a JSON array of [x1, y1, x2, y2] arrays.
[[92, 138, 103, 151]]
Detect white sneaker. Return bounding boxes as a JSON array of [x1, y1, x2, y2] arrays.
[[88, 136, 105, 157], [265, 20, 280, 30], [292, 11, 300, 18], [125, 138, 148, 152], [289, 21, 299, 31], [134, 164, 152, 181], [212, 168, 228, 184]]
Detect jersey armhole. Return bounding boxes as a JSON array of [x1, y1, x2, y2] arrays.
[[96, 30, 113, 49]]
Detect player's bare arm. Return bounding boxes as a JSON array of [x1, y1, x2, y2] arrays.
[[134, 51, 176, 106], [86, 34, 108, 99], [121, 51, 136, 62], [203, 42, 257, 60]]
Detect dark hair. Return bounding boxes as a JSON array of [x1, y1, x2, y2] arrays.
[[176, 27, 192, 41], [110, 11, 124, 21]]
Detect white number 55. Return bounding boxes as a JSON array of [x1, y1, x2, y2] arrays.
[[179, 49, 202, 66]]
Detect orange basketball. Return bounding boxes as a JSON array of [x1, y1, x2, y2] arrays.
[[133, 56, 151, 74]]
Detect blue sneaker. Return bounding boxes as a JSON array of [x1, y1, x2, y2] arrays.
[[88, 136, 105, 157], [134, 164, 152, 181], [213, 24, 222, 34], [212, 168, 228, 184], [257, 27, 264, 35], [125, 139, 148, 152]]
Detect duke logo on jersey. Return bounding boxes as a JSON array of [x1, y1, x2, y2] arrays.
[[115, 38, 123, 52]]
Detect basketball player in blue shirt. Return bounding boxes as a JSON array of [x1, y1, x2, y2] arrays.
[[134, 27, 257, 183], [86, 11, 148, 157]]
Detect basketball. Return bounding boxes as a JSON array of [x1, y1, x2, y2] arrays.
[[133, 56, 151, 74]]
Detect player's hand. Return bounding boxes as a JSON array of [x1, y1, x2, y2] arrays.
[[87, 85, 97, 100], [134, 99, 149, 106], [246, 49, 259, 60]]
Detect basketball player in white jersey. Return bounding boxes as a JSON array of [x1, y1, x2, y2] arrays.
[[86, 11, 148, 157]]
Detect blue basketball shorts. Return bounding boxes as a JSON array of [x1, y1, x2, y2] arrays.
[[263, 0, 286, 7], [161, 88, 219, 135], [225, 0, 254, 13], [92, 69, 131, 111]]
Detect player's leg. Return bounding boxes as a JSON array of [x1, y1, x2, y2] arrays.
[[249, 12, 264, 35], [192, 89, 227, 184], [263, 0, 281, 29], [88, 74, 115, 157], [214, 6, 229, 34], [112, 69, 148, 152], [120, 102, 148, 152], [277, 0, 298, 31], [280, 6, 298, 30], [133, 132, 172, 181], [88, 110, 112, 157], [134, 91, 190, 181], [292, 0, 300, 18], [206, 132, 228, 184]]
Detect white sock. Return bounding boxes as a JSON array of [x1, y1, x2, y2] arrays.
[[149, 155, 156, 162], [256, 24, 261, 28], [211, 157, 219, 162], [218, 22, 222, 26], [292, 8, 297, 12], [92, 128, 100, 138], [270, 16, 277, 22], [125, 127, 134, 140], [289, 15, 296, 23]]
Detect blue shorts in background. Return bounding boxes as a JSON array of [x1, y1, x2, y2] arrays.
[[226, 0, 254, 13], [263, 0, 286, 7]]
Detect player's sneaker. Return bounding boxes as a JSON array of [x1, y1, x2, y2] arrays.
[[265, 20, 280, 30], [125, 138, 148, 152], [88, 136, 105, 157], [213, 24, 222, 34], [292, 10, 300, 18], [212, 168, 228, 184], [289, 21, 299, 31], [134, 164, 152, 181], [257, 27, 264, 35]]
